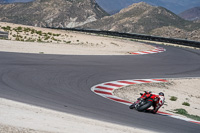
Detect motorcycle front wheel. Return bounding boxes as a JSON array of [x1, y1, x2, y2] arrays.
[[136, 101, 153, 112]]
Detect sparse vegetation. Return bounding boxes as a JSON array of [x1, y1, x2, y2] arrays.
[[170, 96, 178, 101], [182, 102, 190, 106], [65, 41, 71, 44], [0, 25, 74, 44], [44, 36, 50, 40], [36, 30, 42, 35], [48, 32, 52, 35], [26, 38, 36, 42], [37, 38, 43, 42], [174, 109, 200, 121], [16, 26, 22, 32], [2, 26, 11, 31]]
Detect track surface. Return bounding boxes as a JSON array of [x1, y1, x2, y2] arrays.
[[0, 44, 200, 132]]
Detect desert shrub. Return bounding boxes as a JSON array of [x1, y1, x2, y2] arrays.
[[170, 96, 177, 101], [24, 28, 31, 32], [2, 26, 11, 31], [12, 34, 17, 37], [44, 36, 50, 40], [36, 30, 42, 35], [66, 41, 71, 44], [51, 37, 58, 41], [26, 38, 35, 42], [174, 108, 200, 121], [48, 32, 52, 35], [37, 38, 43, 42], [31, 29, 36, 34], [174, 108, 187, 115], [15, 26, 23, 32], [182, 102, 190, 106], [43, 33, 48, 36], [53, 33, 60, 36]]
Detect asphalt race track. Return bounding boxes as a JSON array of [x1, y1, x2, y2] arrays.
[[0, 44, 200, 132]]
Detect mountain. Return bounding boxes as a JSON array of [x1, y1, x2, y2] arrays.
[[3, 0, 200, 14], [179, 7, 200, 21], [0, 0, 108, 28], [95, 0, 200, 14], [82, 2, 200, 41], [0, 0, 7, 3], [0, 0, 33, 3]]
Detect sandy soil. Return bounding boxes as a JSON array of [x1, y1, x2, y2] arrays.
[[0, 22, 154, 55], [114, 78, 200, 116]]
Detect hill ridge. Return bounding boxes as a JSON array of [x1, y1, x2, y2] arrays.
[[0, 0, 108, 28], [82, 2, 200, 41]]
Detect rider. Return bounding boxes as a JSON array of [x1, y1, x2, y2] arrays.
[[130, 91, 165, 113]]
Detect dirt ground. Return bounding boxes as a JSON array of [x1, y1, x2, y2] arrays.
[[114, 78, 200, 116]]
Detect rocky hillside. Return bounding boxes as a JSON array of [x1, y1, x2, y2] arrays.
[[96, 0, 200, 14], [0, 0, 108, 28], [179, 7, 200, 21], [82, 2, 200, 41]]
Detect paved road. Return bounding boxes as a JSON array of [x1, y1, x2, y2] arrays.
[[0, 44, 200, 132]]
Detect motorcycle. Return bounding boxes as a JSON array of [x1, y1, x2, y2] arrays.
[[129, 98, 153, 112]]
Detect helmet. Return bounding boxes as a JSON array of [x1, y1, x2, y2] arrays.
[[159, 92, 164, 96]]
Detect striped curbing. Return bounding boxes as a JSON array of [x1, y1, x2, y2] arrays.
[[129, 47, 166, 55], [91, 78, 200, 125]]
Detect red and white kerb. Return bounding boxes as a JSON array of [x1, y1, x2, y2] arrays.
[[91, 78, 200, 125], [129, 47, 166, 55]]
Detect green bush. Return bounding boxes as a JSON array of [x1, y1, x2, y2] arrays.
[[51, 37, 58, 41], [52, 33, 60, 36], [36, 30, 42, 35], [66, 41, 71, 44], [24, 28, 31, 32], [48, 32, 52, 35], [182, 102, 190, 106], [2, 26, 11, 31], [14, 26, 23, 32], [174, 108, 188, 115], [31, 29, 36, 34], [26, 38, 35, 42], [13, 34, 17, 37], [37, 38, 43, 42], [174, 108, 200, 121], [170, 96, 177, 101]]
